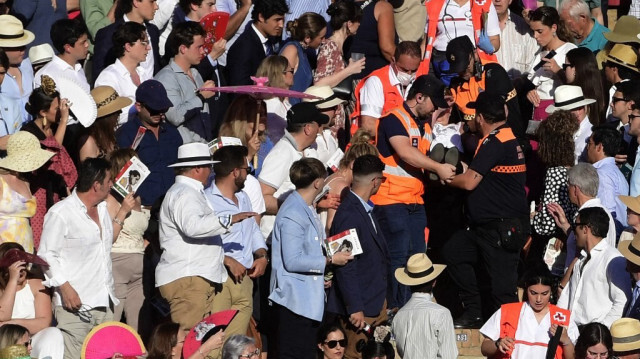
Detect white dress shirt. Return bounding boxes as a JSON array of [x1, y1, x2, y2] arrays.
[[95, 59, 150, 125], [359, 66, 411, 119], [156, 175, 231, 286], [557, 239, 631, 327], [392, 292, 458, 359], [528, 42, 577, 101], [574, 115, 593, 163], [152, 0, 179, 57], [38, 190, 118, 309], [481, 302, 579, 358], [34, 56, 90, 94]]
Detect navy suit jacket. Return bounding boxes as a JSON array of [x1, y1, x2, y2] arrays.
[[93, 19, 162, 81], [226, 23, 266, 86], [326, 191, 390, 317]]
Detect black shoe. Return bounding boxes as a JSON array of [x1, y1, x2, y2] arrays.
[[454, 315, 483, 329], [444, 147, 459, 167], [429, 143, 446, 181]]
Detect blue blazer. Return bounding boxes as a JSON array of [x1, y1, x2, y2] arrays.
[[269, 191, 326, 322], [326, 191, 390, 317], [226, 23, 266, 86]]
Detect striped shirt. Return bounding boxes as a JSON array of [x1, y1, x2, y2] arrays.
[[392, 293, 458, 359], [496, 11, 538, 79], [283, 0, 331, 39]]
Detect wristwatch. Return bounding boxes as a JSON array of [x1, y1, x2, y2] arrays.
[[495, 338, 501, 349]]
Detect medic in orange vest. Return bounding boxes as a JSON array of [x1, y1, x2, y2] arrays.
[[416, 0, 501, 77], [349, 41, 422, 138], [479, 274, 578, 359], [446, 36, 486, 123]]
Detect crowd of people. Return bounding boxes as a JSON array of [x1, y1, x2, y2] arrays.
[[2, 0, 640, 358]]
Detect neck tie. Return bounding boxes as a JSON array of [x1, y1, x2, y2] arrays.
[[629, 286, 640, 316], [265, 41, 274, 56]]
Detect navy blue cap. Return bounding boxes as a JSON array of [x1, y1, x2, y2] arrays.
[[135, 80, 173, 111]]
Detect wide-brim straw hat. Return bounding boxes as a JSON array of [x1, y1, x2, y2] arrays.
[[0, 132, 54, 173], [303, 85, 345, 109], [168, 142, 219, 167], [606, 44, 640, 73], [395, 253, 446, 286], [611, 318, 640, 352], [621, 195, 640, 215], [0, 15, 35, 48], [91, 86, 133, 118], [620, 231, 640, 266], [605, 16, 640, 44], [546, 85, 596, 113]]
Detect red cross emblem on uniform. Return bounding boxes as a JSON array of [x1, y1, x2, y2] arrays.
[[553, 312, 566, 323], [474, 0, 487, 6], [550, 307, 570, 326]]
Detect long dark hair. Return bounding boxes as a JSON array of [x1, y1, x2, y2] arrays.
[[316, 323, 347, 359], [575, 323, 613, 359], [566, 47, 606, 125], [522, 272, 557, 305], [146, 322, 180, 359], [528, 6, 572, 43]]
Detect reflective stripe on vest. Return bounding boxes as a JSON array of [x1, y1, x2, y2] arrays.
[[416, 0, 498, 76], [497, 302, 566, 359], [350, 66, 405, 136]]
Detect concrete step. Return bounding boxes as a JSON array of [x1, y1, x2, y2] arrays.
[[456, 328, 485, 358]]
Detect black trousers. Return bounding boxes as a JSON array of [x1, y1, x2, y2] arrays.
[[442, 220, 528, 319], [273, 304, 320, 359]]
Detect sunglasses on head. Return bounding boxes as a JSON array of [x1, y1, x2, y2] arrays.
[[325, 339, 347, 349]]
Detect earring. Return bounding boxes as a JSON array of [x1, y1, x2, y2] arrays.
[[552, 31, 557, 37]]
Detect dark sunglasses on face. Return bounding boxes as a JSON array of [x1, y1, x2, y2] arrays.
[[325, 339, 347, 349], [562, 63, 574, 71], [611, 96, 628, 104], [144, 105, 166, 116]]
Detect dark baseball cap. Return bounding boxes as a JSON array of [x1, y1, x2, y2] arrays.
[[287, 102, 330, 126], [466, 92, 506, 116], [446, 36, 475, 74], [135, 80, 173, 111], [409, 75, 448, 109]]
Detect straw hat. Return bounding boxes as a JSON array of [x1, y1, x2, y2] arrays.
[[611, 318, 640, 353], [395, 253, 446, 286], [546, 85, 596, 113], [606, 44, 640, 73], [620, 195, 640, 215], [0, 15, 35, 48], [81, 322, 146, 359], [0, 132, 54, 173], [620, 231, 640, 266], [604, 16, 640, 44], [168, 142, 219, 168], [28, 43, 54, 65], [91, 86, 133, 118], [303, 86, 345, 109]]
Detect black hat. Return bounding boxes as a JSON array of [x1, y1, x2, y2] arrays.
[[446, 36, 475, 74], [467, 92, 506, 116], [483, 63, 516, 100], [135, 80, 173, 111], [286, 102, 330, 126], [410, 75, 448, 109]]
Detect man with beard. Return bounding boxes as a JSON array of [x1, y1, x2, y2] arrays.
[[204, 144, 268, 350], [371, 74, 454, 311]]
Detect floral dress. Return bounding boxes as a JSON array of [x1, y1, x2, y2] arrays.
[[0, 177, 37, 253], [314, 39, 346, 137]]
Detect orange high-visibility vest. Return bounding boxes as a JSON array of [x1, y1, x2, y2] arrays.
[[416, 0, 498, 76], [350, 65, 405, 136], [451, 74, 485, 121], [497, 302, 568, 359], [371, 106, 432, 205]]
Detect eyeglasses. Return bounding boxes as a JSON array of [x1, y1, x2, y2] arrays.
[[562, 63, 574, 71], [23, 338, 32, 348], [611, 96, 629, 104], [237, 166, 250, 172], [238, 348, 261, 358], [324, 339, 347, 349], [372, 176, 387, 183], [629, 114, 640, 123], [282, 68, 295, 74], [571, 222, 588, 231]]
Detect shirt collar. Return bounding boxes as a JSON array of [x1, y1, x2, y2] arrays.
[[168, 59, 188, 74], [208, 182, 238, 206], [70, 189, 106, 213], [282, 130, 303, 153], [52, 55, 82, 72], [593, 156, 615, 169], [411, 292, 433, 301], [175, 175, 204, 190], [387, 65, 401, 87], [350, 190, 373, 213], [114, 59, 132, 77], [251, 23, 269, 45]]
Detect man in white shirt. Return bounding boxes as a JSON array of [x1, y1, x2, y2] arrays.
[[34, 18, 90, 93], [156, 142, 256, 330], [557, 207, 630, 327], [38, 158, 118, 358], [392, 253, 458, 359], [259, 102, 328, 239], [204, 145, 267, 354], [494, 0, 537, 79]]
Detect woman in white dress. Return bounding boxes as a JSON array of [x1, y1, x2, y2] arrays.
[[0, 242, 64, 359]]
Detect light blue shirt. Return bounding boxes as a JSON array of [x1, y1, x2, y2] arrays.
[[631, 146, 640, 197], [205, 183, 267, 269], [350, 190, 377, 232], [593, 157, 629, 226], [0, 93, 24, 136], [0, 59, 33, 125]]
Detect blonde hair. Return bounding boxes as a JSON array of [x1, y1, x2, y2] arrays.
[[219, 95, 267, 144], [338, 130, 378, 169], [256, 55, 289, 90]]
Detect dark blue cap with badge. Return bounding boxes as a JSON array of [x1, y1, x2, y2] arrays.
[[135, 80, 173, 111]]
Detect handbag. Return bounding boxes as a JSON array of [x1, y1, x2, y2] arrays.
[[332, 76, 353, 101]]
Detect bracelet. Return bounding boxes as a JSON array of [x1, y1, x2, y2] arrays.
[[559, 283, 565, 290], [495, 338, 501, 349], [112, 217, 124, 227]]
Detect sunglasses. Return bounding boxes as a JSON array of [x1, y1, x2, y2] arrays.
[[611, 96, 628, 104], [372, 176, 387, 183], [325, 339, 347, 349], [571, 222, 589, 231], [282, 68, 295, 74], [562, 63, 574, 71], [238, 348, 261, 358], [144, 105, 167, 117]]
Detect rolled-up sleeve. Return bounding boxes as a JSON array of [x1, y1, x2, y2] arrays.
[[37, 212, 69, 288]]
